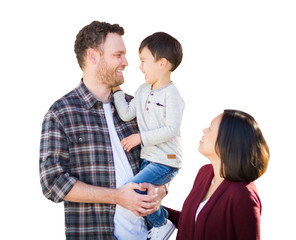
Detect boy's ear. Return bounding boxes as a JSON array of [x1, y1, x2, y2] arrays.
[[159, 58, 168, 69]]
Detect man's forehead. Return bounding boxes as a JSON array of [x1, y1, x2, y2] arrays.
[[104, 33, 126, 53]]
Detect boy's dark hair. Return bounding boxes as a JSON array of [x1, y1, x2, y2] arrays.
[[74, 21, 124, 70], [139, 32, 183, 72], [216, 110, 270, 182]]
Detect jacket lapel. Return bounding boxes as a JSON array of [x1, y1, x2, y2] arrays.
[[194, 179, 232, 239]]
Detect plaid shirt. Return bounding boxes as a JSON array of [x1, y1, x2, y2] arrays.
[[40, 80, 141, 239]]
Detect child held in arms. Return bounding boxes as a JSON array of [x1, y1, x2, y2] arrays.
[[112, 32, 184, 240]]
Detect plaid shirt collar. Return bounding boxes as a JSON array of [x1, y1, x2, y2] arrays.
[[75, 79, 114, 110]]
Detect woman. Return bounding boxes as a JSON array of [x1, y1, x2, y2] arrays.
[[165, 110, 269, 240]]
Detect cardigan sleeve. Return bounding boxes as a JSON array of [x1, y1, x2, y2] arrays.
[[163, 206, 181, 228], [232, 184, 262, 240]]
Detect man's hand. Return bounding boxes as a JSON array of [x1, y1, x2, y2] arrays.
[[121, 133, 141, 152], [140, 183, 167, 212], [115, 183, 159, 216]]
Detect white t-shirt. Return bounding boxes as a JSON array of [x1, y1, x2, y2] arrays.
[[195, 198, 209, 222], [103, 103, 147, 240]]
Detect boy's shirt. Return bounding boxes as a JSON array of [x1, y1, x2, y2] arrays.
[[113, 82, 185, 168]]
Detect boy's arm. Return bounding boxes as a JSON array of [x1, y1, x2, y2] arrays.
[[141, 92, 185, 146], [113, 89, 137, 121]]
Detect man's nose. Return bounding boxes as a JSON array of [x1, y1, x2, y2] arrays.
[[122, 56, 128, 66]]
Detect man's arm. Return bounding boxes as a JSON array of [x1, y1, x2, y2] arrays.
[[64, 181, 166, 216], [40, 109, 166, 216]]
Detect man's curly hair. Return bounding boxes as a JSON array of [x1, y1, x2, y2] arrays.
[[74, 21, 124, 70]]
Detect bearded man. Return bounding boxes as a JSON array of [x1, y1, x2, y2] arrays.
[[39, 21, 166, 240]]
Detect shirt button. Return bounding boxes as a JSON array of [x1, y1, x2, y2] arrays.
[[151, 93, 154, 96], [146, 108, 149, 111], [148, 101, 151, 104], [78, 137, 83, 142]]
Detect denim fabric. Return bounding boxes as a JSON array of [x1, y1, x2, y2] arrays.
[[127, 159, 178, 228]]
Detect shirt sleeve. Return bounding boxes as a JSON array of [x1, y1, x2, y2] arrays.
[[39, 111, 77, 203], [113, 90, 136, 121], [163, 206, 181, 228], [232, 186, 262, 240], [141, 91, 185, 146]]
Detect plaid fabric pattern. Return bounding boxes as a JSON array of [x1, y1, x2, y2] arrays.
[[40, 80, 141, 239]]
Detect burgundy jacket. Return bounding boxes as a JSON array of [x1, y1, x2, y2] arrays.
[[166, 164, 261, 240]]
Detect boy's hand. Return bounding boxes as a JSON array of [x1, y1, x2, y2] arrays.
[[121, 133, 141, 152], [112, 86, 121, 92]]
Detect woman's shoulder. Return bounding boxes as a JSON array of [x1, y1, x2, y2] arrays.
[[194, 164, 213, 182], [199, 164, 213, 174], [227, 181, 258, 194], [226, 181, 261, 206]]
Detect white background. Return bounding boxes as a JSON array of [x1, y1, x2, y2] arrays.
[[1, 0, 295, 239]]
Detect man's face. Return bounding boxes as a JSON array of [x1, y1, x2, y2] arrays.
[[96, 33, 128, 88]]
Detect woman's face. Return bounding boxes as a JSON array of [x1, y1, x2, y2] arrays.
[[199, 114, 222, 159]]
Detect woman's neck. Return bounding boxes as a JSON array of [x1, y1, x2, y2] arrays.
[[202, 158, 224, 201], [211, 159, 224, 184]]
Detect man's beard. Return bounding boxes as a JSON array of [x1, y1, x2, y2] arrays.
[[96, 58, 124, 88]]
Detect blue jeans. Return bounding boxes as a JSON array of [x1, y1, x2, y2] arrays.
[[127, 159, 178, 228]]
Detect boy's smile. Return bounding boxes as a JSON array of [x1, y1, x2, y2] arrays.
[[139, 47, 160, 86]]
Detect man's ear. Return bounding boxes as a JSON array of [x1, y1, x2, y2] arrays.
[[87, 48, 99, 64]]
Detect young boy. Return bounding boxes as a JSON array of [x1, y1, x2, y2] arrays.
[[112, 32, 184, 240]]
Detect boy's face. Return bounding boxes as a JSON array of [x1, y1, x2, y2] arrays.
[[139, 47, 161, 85]]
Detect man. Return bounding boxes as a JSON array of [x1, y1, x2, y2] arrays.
[[40, 21, 166, 239]]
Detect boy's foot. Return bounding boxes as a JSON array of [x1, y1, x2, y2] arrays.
[[147, 220, 175, 240]]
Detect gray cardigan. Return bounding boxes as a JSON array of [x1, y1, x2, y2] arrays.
[[113, 82, 184, 168]]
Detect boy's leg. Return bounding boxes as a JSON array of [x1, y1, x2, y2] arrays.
[[127, 161, 178, 227], [146, 204, 169, 227], [126, 159, 150, 194], [128, 160, 178, 186]]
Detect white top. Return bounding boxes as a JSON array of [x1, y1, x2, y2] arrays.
[[103, 103, 147, 240], [113, 83, 185, 168], [195, 199, 209, 222]]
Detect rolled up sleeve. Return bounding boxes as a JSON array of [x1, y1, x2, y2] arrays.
[[39, 112, 77, 203]]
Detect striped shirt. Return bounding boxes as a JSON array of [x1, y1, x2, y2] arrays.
[[39, 80, 141, 239]]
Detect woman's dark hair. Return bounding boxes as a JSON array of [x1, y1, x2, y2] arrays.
[[139, 32, 183, 72], [74, 21, 124, 70], [216, 110, 269, 182]]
